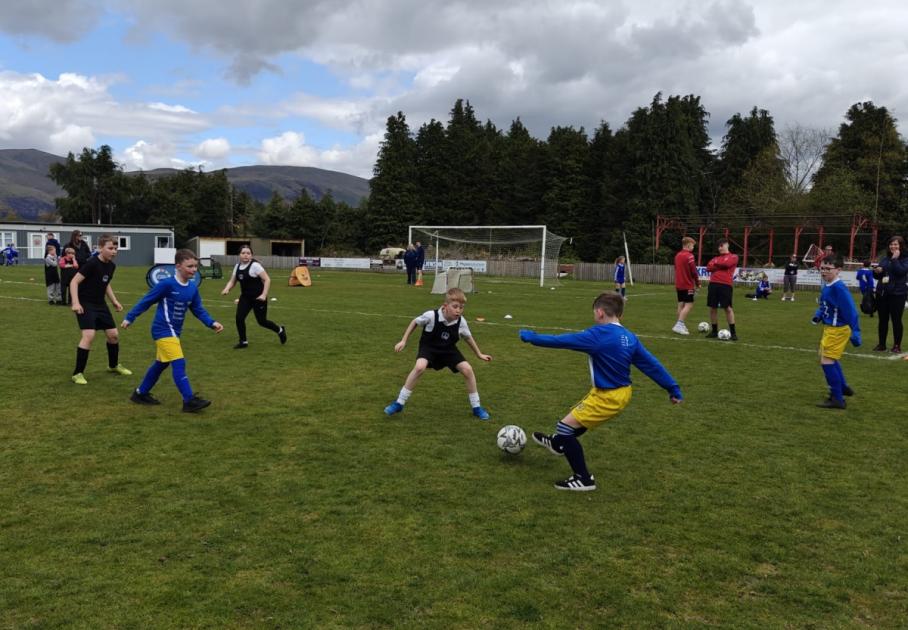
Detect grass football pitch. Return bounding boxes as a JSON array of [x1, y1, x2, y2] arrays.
[[1, 265, 907, 627]]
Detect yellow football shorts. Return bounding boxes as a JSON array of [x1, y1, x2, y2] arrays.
[[155, 336, 184, 362], [820, 325, 850, 360], [571, 385, 633, 429]]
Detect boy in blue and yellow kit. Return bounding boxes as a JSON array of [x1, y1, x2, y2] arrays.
[[122, 249, 224, 412], [813, 256, 861, 409], [519, 292, 682, 491]]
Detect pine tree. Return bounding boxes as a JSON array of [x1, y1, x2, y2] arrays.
[[367, 112, 419, 249]]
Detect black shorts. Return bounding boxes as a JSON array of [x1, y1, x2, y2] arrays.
[[76, 303, 116, 330], [707, 283, 733, 309], [417, 345, 467, 372], [676, 289, 696, 303]]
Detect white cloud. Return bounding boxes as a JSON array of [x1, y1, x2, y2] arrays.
[[258, 131, 378, 178], [0, 70, 209, 157], [121, 140, 190, 171], [194, 137, 230, 160], [149, 102, 196, 114], [0, 0, 101, 42]]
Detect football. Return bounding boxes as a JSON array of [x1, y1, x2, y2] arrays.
[[697, 321, 710, 333], [718, 329, 732, 340], [496, 425, 527, 454]]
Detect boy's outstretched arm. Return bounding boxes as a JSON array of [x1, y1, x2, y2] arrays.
[[464, 335, 491, 362], [518, 328, 596, 352], [631, 343, 683, 403], [122, 282, 168, 326], [394, 320, 419, 352]]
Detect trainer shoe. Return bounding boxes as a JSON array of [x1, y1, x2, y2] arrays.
[[472, 406, 491, 421], [278, 326, 287, 345], [842, 385, 855, 397], [872, 344, 887, 352], [532, 432, 563, 456], [108, 364, 132, 376], [816, 398, 846, 410], [130, 390, 161, 405], [730, 333, 738, 341], [554, 474, 597, 491], [233, 341, 249, 349], [891, 345, 902, 354], [384, 401, 404, 416], [71, 373, 88, 385], [671, 322, 689, 335], [182, 396, 211, 413]]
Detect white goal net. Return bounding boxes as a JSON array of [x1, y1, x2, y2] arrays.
[[408, 225, 567, 287]]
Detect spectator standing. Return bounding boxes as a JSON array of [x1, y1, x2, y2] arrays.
[[672, 237, 700, 335], [64, 230, 91, 266], [58, 247, 79, 305], [873, 235, 908, 353], [782, 254, 799, 301], [44, 243, 61, 304], [403, 244, 418, 285], [46, 233, 62, 256]]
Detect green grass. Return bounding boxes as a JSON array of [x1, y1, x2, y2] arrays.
[[1, 265, 907, 628]]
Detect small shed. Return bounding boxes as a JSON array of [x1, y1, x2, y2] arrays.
[[0, 221, 175, 266]]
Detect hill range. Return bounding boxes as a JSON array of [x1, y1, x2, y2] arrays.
[[0, 149, 371, 221]]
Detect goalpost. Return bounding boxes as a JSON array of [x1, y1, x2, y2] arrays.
[[408, 225, 568, 288]]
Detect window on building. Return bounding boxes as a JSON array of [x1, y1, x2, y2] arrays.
[[156, 235, 172, 248], [118, 236, 131, 250], [0, 231, 14, 248]]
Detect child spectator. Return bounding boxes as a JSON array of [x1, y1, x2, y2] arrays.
[[812, 255, 860, 409], [705, 239, 739, 340], [69, 235, 131, 385], [781, 254, 799, 301], [44, 243, 61, 304], [746, 273, 771, 300], [614, 256, 626, 299], [856, 260, 875, 317], [520, 293, 682, 491], [672, 237, 700, 335], [123, 249, 224, 412], [58, 247, 79, 305], [384, 287, 492, 420], [3, 243, 18, 265]]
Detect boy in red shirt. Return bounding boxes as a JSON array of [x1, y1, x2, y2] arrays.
[[706, 239, 739, 340], [672, 236, 700, 335]]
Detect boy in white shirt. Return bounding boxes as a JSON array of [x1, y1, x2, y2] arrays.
[[384, 288, 492, 420]]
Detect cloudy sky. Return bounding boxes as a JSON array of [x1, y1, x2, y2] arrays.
[[1, 0, 906, 178]]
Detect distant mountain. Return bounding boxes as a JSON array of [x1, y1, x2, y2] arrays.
[[0, 149, 371, 221]]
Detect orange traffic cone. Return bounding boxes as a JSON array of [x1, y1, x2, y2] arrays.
[[414, 270, 424, 287]]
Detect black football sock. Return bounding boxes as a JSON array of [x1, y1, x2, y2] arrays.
[[560, 435, 592, 481], [729, 324, 736, 335], [74, 347, 89, 375], [107, 342, 119, 368], [711, 323, 718, 333]]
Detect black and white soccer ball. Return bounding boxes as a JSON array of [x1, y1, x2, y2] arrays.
[[718, 329, 732, 340], [496, 425, 527, 454], [697, 321, 710, 333]]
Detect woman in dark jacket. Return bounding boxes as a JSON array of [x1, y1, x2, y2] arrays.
[[64, 230, 92, 266], [873, 235, 908, 353]]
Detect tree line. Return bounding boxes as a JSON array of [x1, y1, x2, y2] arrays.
[[50, 95, 908, 262], [369, 96, 908, 263]]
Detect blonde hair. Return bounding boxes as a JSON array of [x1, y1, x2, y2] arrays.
[[682, 236, 695, 248], [445, 288, 466, 304]]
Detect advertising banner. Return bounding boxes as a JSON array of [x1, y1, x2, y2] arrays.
[[318, 257, 371, 269], [423, 259, 488, 273]]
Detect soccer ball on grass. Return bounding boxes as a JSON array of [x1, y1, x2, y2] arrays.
[[697, 321, 710, 333], [718, 329, 732, 340], [496, 425, 527, 454]]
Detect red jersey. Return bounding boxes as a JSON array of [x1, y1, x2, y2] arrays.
[[706, 252, 738, 286], [674, 249, 699, 290]]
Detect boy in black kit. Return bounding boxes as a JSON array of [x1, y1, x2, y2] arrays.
[[69, 234, 132, 385], [384, 287, 493, 420]]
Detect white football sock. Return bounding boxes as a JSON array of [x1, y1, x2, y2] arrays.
[[469, 392, 481, 408], [397, 387, 412, 405]]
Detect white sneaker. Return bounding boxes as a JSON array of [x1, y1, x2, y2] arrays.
[[671, 322, 689, 335]]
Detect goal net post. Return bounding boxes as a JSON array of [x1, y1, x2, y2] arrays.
[[408, 225, 567, 287]]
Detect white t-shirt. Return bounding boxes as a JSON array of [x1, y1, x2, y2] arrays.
[[414, 308, 472, 338], [233, 261, 265, 279]]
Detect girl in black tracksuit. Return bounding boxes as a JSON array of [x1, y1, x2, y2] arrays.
[[221, 246, 286, 349], [873, 235, 908, 353]]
